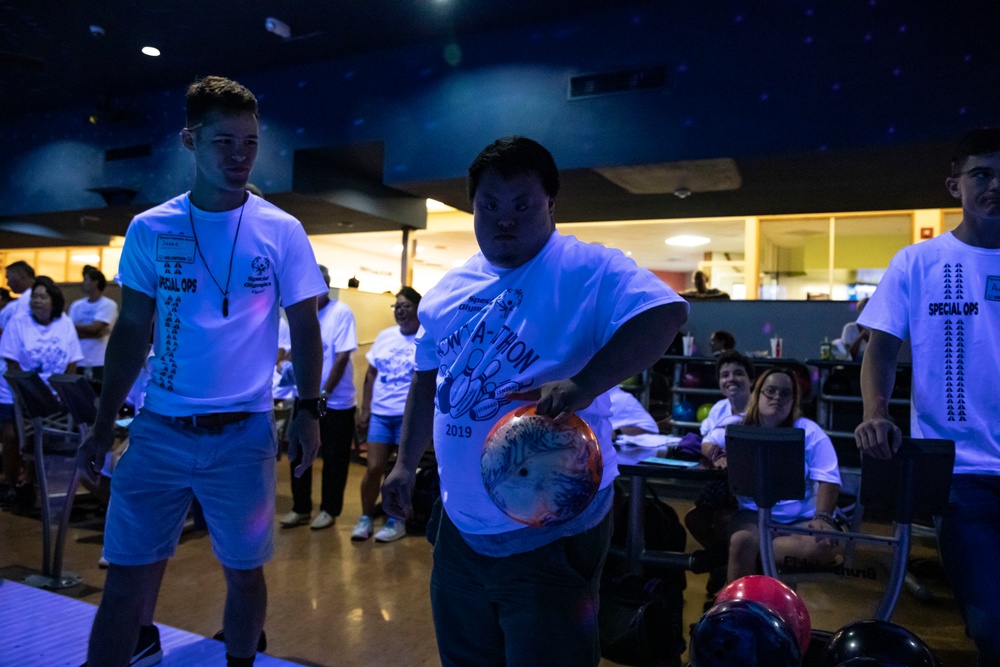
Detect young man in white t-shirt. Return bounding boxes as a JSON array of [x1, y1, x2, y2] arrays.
[[76, 76, 327, 667], [856, 128, 1000, 665], [280, 264, 359, 531], [381, 137, 689, 666], [68, 267, 118, 384]]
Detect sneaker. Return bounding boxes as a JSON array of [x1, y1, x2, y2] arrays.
[[351, 515, 374, 541], [374, 517, 406, 543], [310, 510, 335, 530], [131, 624, 163, 667], [279, 511, 310, 527]]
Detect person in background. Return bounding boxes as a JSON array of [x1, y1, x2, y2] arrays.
[[685, 350, 756, 595], [840, 297, 870, 361], [0, 279, 83, 512], [699, 351, 754, 439], [69, 267, 119, 385], [352, 286, 422, 543], [607, 385, 658, 436], [706, 368, 842, 582], [1, 260, 36, 332], [708, 330, 736, 356], [380, 136, 688, 666], [855, 127, 1000, 665], [681, 270, 730, 300], [280, 264, 358, 531], [0, 288, 10, 311]]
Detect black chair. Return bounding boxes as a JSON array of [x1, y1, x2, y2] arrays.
[[4, 370, 84, 589], [725, 424, 954, 621]]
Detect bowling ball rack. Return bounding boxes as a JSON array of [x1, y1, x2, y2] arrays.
[[725, 426, 955, 664]]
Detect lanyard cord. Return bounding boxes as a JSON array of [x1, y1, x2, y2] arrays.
[[188, 196, 245, 318]]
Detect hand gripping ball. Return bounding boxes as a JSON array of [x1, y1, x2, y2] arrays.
[[481, 404, 602, 527]]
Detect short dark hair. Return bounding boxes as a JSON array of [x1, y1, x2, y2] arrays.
[[951, 127, 1000, 176], [717, 350, 754, 380], [84, 267, 107, 291], [6, 260, 35, 279], [186, 76, 258, 128], [467, 136, 560, 201], [32, 278, 65, 318], [710, 330, 736, 350], [397, 286, 422, 306]]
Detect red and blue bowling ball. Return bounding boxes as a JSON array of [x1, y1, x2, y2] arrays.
[[715, 575, 811, 655], [480, 404, 602, 527], [689, 598, 801, 667], [820, 620, 940, 667], [672, 400, 696, 422]]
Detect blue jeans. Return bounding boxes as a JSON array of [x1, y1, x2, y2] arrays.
[[936, 474, 1000, 662], [429, 503, 612, 667]]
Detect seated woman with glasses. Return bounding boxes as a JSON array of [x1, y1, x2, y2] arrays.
[[703, 367, 843, 583]]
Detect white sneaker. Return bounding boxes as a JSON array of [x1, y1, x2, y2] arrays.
[[310, 510, 335, 530], [374, 517, 407, 543], [351, 515, 374, 541], [279, 510, 310, 527]]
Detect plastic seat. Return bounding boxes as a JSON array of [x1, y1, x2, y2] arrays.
[[725, 424, 954, 621], [4, 371, 85, 589]]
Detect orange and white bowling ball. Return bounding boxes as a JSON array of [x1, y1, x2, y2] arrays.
[[480, 404, 602, 526]]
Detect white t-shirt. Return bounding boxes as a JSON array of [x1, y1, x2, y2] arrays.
[[700, 398, 734, 436], [117, 193, 327, 415], [840, 321, 868, 360], [319, 300, 357, 410], [0, 312, 83, 385], [859, 231, 1000, 476], [272, 315, 295, 400], [68, 295, 118, 367], [0, 304, 20, 404], [705, 415, 841, 523], [415, 230, 686, 535], [366, 325, 421, 416], [608, 386, 657, 433]]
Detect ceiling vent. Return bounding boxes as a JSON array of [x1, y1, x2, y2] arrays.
[[568, 66, 667, 99], [594, 158, 742, 195]]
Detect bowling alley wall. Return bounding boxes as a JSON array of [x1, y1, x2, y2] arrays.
[[1, 2, 996, 222]]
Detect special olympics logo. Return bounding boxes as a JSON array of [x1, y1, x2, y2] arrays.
[[251, 256, 271, 276]]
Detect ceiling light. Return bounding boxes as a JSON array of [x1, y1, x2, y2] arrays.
[[664, 235, 710, 247], [426, 199, 457, 213], [265, 17, 291, 39], [141, 46, 160, 57]]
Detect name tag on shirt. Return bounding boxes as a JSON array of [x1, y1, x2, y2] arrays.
[[156, 235, 196, 263]]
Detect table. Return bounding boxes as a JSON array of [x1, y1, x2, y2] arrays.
[[613, 443, 725, 574]]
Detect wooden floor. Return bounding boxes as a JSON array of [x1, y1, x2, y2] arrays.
[[0, 459, 978, 666]]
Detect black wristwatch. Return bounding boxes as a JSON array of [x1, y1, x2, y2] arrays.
[[293, 396, 327, 419]]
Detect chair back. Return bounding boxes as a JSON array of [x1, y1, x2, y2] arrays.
[[4, 371, 62, 420], [860, 438, 955, 524], [725, 425, 806, 509], [48, 373, 99, 426]]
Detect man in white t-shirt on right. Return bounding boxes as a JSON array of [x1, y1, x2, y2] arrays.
[[69, 267, 119, 384], [855, 127, 1000, 665]]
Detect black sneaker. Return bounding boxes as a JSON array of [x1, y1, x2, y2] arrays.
[[131, 624, 163, 667]]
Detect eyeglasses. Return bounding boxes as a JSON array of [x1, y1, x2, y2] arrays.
[[761, 387, 793, 401]]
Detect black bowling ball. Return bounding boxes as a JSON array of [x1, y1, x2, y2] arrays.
[[821, 620, 940, 667], [689, 599, 801, 667]]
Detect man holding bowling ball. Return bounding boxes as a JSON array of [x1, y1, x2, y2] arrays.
[[381, 136, 688, 666]]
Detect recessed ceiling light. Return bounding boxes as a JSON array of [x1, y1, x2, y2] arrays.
[[141, 46, 161, 57], [426, 199, 457, 213], [664, 235, 710, 247]]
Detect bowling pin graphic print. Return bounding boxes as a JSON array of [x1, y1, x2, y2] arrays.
[[435, 288, 538, 422]]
